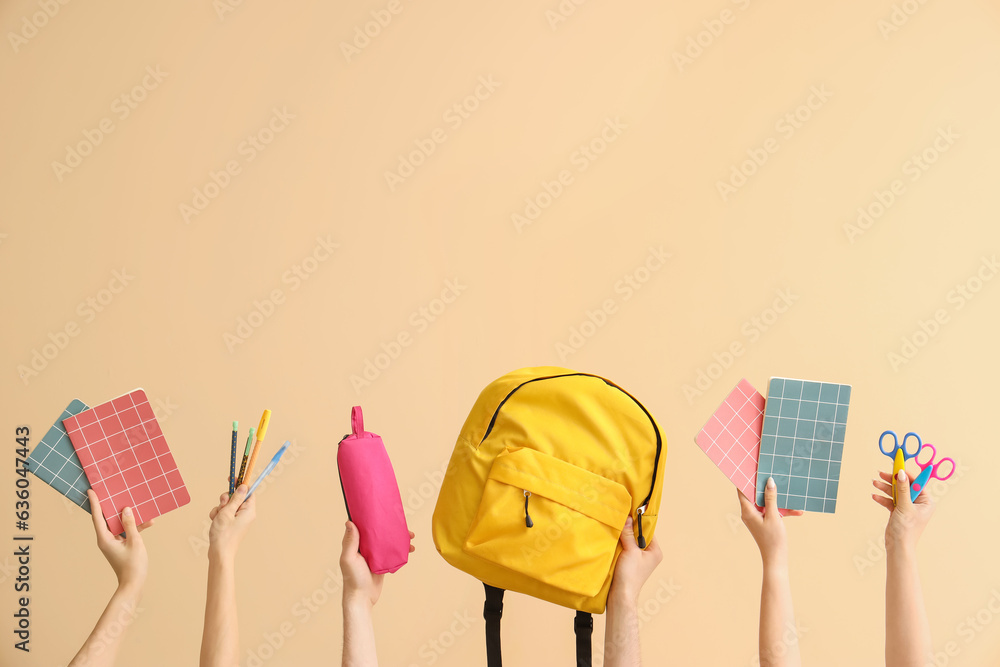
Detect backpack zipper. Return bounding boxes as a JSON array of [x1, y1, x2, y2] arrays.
[[480, 372, 662, 548]]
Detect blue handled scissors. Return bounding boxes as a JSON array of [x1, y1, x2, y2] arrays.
[[879, 430, 922, 504], [910, 443, 955, 501]]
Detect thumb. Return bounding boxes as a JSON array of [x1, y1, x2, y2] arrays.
[[343, 521, 360, 554], [121, 506, 141, 543], [763, 477, 778, 518], [619, 516, 637, 552], [88, 490, 111, 542], [895, 470, 913, 508]]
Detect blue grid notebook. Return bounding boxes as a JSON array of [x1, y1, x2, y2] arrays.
[[27, 399, 92, 512], [755, 378, 851, 513]]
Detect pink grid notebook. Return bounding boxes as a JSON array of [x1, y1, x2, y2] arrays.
[[695, 378, 767, 505], [63, 389, 190, 533]]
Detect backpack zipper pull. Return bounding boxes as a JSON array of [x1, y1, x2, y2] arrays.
[[523, 491, 534, 528], [635, 506, 646, 548]]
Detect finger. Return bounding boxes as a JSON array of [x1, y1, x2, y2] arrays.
[[784, 509, 805, 517], [894, 469, 913, 508], [219, 492, 228, 506], [227, 485, 249, 514], [343, 521, 360, 555], [409, 543, 416, 553], [619, 516, 638, 552], [872, 494, 894, 511], [409, 531, 415, 539], [120, 506, 141, 543], [87, 490, 111, 542], [235, 494, 256, 522], [136, 519, 155, 533], [873, 479, 893, 496], [763, 477, 779, 520]]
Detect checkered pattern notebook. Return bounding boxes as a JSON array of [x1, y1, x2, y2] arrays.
[[756, 377, 851, 513], [695, 379, 765, 503], [28, 399, 93, 512], [63, 389, 190, 533]]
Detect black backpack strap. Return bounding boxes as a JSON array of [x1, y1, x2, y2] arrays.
[[484, 583, 505, 667], [574, 611, 593, 667]]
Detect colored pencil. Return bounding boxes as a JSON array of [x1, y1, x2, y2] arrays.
[[246, 441, 290, 498], [236, 427, 254, 488], [229, 421, 238, 495], [242, 410, 271, 487]]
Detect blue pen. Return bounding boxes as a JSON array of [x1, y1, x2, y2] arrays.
[[246, 441, 290, 498]]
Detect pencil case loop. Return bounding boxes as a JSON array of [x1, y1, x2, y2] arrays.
[[351, 405, 364, 436]]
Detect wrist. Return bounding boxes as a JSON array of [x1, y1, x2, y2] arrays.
[[115, 578, 144, 598], [343, 589, 374, 611], [208, 544, 237, 565], [608, 583, 639, 609]]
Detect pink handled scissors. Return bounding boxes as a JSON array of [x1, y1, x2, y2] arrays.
[[910, 443, 955, 501]]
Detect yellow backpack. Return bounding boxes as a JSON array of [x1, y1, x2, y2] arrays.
[[432, 367, 666, 666]]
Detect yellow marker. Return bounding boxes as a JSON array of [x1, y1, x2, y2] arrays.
[[241, 409, 271, 487], [892, 448, 904, 505]]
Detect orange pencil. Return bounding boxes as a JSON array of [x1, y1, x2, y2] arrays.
[[241, 409, 271, 486]]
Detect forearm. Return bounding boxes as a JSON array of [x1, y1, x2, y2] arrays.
[[200, 553, 240, 667], [68, 582, 143, 667], [604, 589, 641, 667], [758, 564, 800, 667], [886, 545, 930, 667], [342, 594, 378, 667]]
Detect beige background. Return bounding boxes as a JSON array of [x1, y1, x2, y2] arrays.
[[2, 1, 999, 665]]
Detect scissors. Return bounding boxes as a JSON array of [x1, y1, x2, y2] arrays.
[[910, 443, 955, 501], [878, 430, 923, 505]]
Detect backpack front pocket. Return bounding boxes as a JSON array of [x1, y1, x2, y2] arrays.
[[463, 447, 631, 598]]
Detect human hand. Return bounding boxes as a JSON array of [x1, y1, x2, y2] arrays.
[[207, 484, 256, 562], [340, 521, 415, 609], [87, 489, 154, 589], [738, 478, 804, 569], [608, 516, 663, 606], [872, 469, 935, 553]]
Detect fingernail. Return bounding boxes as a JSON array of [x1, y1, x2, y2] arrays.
[[766, 477, 776, 489], [625, 516, 633, 529], [897, 470, 907, 482], [123, 507, 132, 517]]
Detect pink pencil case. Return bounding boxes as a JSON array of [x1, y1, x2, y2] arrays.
[[337, 406, 410, 574]]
